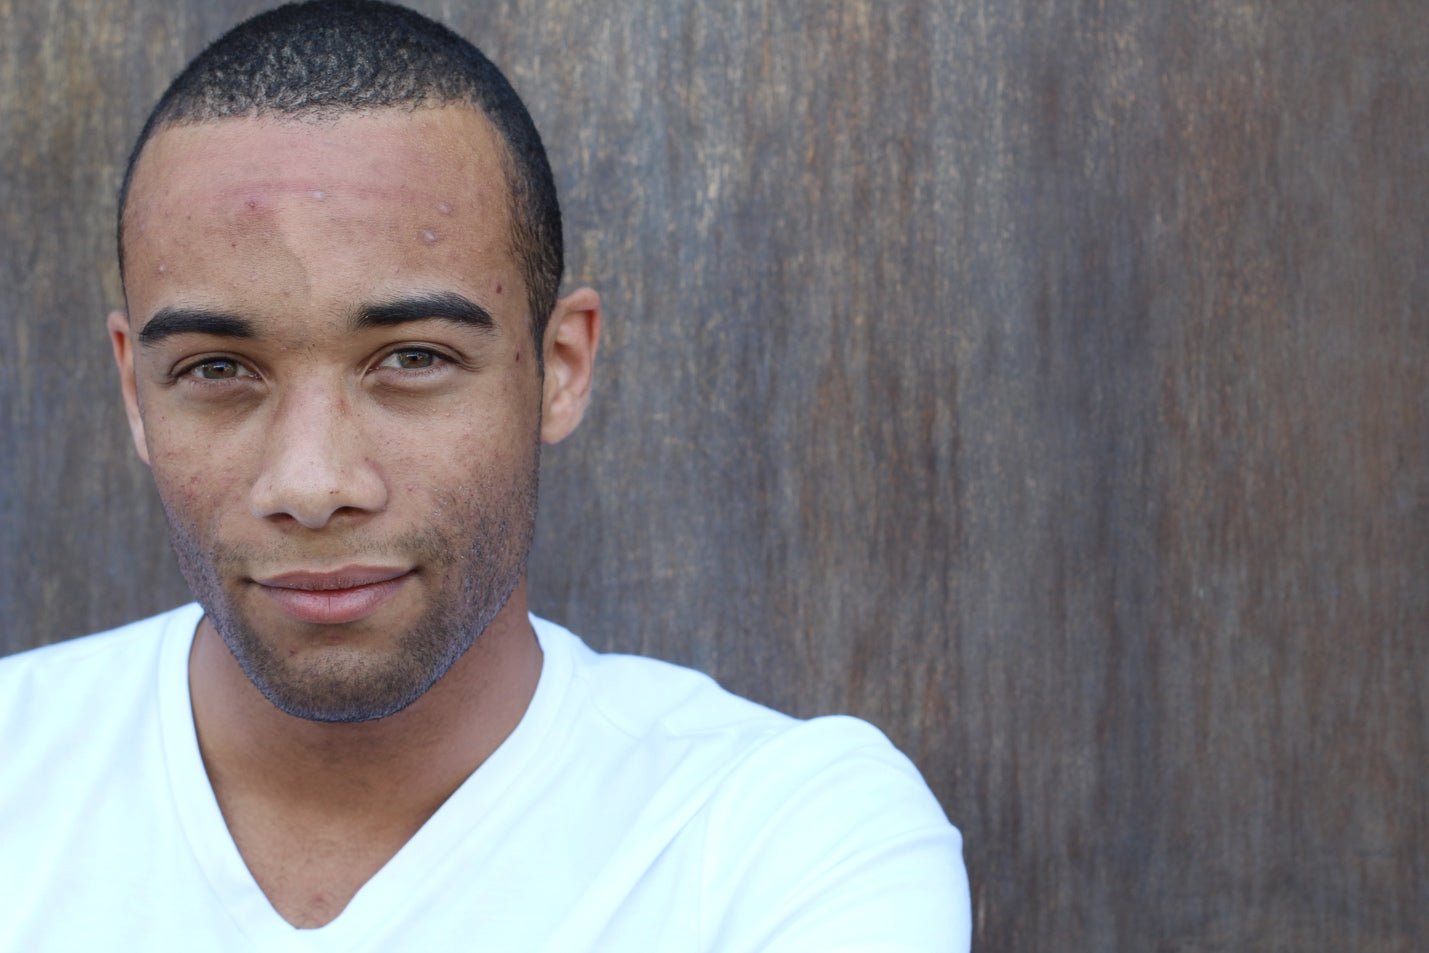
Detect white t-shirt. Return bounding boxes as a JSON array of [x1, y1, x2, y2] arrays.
[[0, 604, 970, 951]]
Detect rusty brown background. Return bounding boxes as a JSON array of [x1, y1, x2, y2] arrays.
[[2, 0, 1426, 948]]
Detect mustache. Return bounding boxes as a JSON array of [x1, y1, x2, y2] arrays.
[[162, 516, 458, 576]]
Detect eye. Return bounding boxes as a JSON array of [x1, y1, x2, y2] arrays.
[[182, 358, 254, 380], [379, 348, 444, 370]]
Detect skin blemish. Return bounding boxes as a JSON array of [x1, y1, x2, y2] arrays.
[[436, 202, 452, 214], [514, 349, 521, 363], [157, 263, 168, 274], [421, 229, 439, 244], [312, 189, 326, 200], [494, 281, 503, 295]]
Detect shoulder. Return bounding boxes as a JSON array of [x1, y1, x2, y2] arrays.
[[532, 615, 930, 772], [531, 615, 946, 805], [533, 615, 797, 739], [0, 604, 202, 822], [530, 617, 971, 949], [0, 603, 202, 707]]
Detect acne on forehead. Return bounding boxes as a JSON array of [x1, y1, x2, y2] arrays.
[[122, 110, 527, 320], [417, 202, 460, 246]]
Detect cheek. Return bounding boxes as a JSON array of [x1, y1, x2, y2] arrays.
[[396, 417, 536, 506], [144, 432, 246, 527], [150, 465, 221, 522], [402, 390, 537, 468]]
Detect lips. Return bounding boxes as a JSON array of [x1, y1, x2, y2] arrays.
[[254, 566, 413, 625]]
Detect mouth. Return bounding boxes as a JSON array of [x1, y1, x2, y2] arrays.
[[253, 565, 413, 625]]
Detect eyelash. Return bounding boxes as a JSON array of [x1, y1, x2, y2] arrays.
[[376, 347, 448, 373], [175, 357, 256, 382], [173, 347, 453, 385]]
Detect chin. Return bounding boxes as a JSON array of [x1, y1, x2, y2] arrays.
[[242, 642, 463, 723], [208, 581, 510, 723]]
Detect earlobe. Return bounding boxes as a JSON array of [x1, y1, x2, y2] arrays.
[[540, 287, 602, 444], [107, 310, 151, 466]]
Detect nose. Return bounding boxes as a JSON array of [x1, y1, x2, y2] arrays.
[[248, 381, 388, 529]]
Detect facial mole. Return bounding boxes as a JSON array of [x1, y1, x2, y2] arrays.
[[494, 281, 503, 295]]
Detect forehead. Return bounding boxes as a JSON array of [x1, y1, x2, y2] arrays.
[[121, 107, 519, 323]]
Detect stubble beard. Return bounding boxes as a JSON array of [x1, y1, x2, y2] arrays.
[[161, 446, 540, 724]]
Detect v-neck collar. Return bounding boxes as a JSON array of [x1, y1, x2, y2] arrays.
[[157, 605, 571, 949]]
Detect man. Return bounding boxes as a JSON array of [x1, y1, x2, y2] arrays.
[[0, 1, 970, 948]]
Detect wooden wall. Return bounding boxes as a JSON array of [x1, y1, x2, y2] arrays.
[[2, 0, 1425, 948]]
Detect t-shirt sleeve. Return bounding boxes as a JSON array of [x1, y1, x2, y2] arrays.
[[698, 716, 972, 952]]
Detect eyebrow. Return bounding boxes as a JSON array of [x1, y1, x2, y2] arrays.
[[138, 308, 254, 346], [352, 292, 496, 333], [136, 292, 497, 347]]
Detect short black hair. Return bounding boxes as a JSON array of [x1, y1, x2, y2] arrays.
[[117, 0, 563, 351]]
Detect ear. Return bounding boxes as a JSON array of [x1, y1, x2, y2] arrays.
[[107, 310, 151, 465], [540, 286, 602, 444]]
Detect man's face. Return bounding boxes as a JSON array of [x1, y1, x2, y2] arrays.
[[113, 107, 546, 722]]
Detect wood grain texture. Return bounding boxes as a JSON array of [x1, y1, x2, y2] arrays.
[[2, 0, 1425, 948]]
